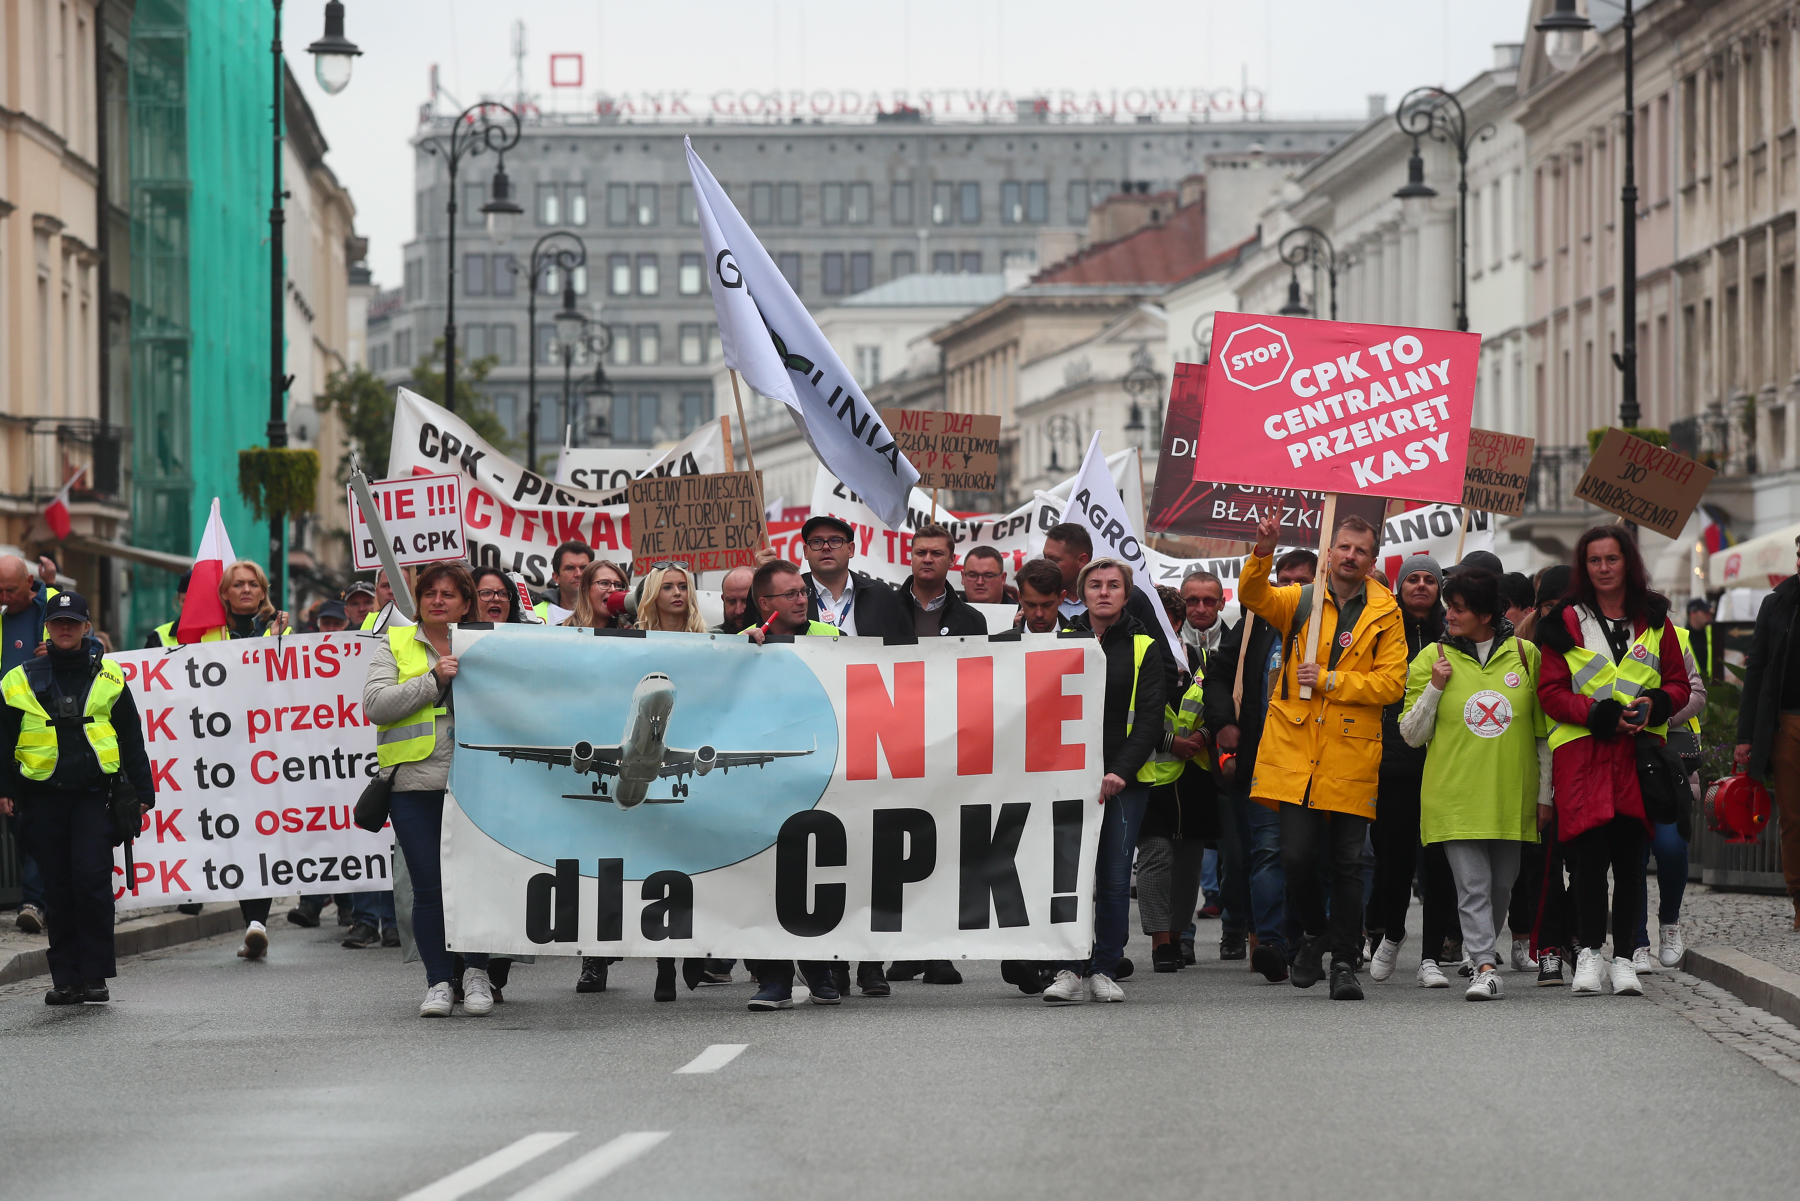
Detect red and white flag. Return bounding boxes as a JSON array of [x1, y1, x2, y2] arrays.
[[42, 466, 85, 541], [176, 498, 235, 643]]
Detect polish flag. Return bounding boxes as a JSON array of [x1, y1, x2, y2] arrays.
[[42, 466, 85, 541], [176, 498, 236, 643]]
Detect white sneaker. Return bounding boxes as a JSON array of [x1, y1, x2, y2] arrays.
[[1042, 969, 1085, 1004], [1610, 956, 1642, 997], [1417, 959, 1449, 988], [1509, 939, 1538, 972], [238, 921, 269, 960], [419, 981, 454, 1017], [462, 968, 495, 1015], [1369, 937, 1402, 982], [1631, 945, 1659, 974], [1571, 947, 1605, 994], [1465, 966, 1503, 1001], [1658, 924, 1685, 968], [1088, 973, 1125, 1002]]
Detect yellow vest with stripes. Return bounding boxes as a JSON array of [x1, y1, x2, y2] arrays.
[[1114, 634, 1167, 784], [1673, 625, 1703, 738], [1, 657, 125, 780], [153, 621, 178, 647], [374, 626, 446, 768], [1547, 618, 1668, 751]]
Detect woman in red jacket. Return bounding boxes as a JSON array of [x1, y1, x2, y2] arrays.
[[1536, 526, 1690, 998]]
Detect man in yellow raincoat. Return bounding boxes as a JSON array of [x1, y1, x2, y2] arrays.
[[1238, 509, 1408, 1000]]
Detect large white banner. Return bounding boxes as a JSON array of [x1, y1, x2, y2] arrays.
[[108, 637, 392, 911], [441, 626, 1105, 959]]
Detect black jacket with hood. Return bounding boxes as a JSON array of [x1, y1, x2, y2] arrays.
[[1067, 610, 1170, 783], [1381, 601, 1446, 778]]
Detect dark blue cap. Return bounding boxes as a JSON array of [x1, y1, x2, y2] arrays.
[[46, 591, 90, 622]]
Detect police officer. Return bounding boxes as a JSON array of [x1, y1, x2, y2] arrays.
[[0, 593, 155, 1004]]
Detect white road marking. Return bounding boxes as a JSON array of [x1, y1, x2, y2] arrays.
[[507, 1132, 670, 1201], [674, 1043, 748, 1074], [398, 1131, 576, 1201]]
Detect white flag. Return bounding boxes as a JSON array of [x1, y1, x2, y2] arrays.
[[1058, 432, 1187, 669], [685, 137, 920, 528]]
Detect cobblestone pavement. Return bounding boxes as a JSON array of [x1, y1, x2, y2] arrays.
[[1668, 883, 1800, 975], [1646, 968, 1800, 1087]]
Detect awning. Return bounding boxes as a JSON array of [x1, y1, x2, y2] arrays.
[[61, 534, 195, 575], [1709, 523, 1800, 589]]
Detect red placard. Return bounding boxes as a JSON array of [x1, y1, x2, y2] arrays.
[[1193, 312, 1480, 504]]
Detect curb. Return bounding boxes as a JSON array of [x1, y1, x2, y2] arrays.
[[1683, 945, 1800, 1030], [0, 905, 242, 986]]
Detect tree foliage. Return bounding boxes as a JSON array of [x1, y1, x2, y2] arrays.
[[316, 340, 518, 483]]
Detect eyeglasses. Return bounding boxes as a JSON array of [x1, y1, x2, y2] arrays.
[[759, 589, 808, 603], [475, 589, 510, 601], [961, 570, 1003, 583], [649, 560, 692, 573], [805, 536, 850, 550]]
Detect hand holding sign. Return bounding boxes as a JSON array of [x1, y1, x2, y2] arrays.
[[1431, 643, 1453, 689]]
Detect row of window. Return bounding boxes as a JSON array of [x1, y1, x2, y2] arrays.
[[456, 247, 986, 302]]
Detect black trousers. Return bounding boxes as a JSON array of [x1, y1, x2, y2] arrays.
[[1280, 803, 1370, 966], [1509, 818, 1574, 953], [745, 959, 838, 987], [1570, 816, 1646, 954], [15, 791, 116, 987], [1368, 772, 1461, 958]]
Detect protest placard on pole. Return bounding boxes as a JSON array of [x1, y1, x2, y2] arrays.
[[878, 409, 1002, 493], [1462, 429, 1536, 518], [348, 473, 465, 571], [1574, 428, 1716, 539], [628, 470, 768, 571]]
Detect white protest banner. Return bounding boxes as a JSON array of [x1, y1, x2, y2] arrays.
[[686, 139, 919, 528], [441, 626, 1104, 959], [107, 636, 391, 912], [807, 467, 1051, 587], [348, 473, 465, 571], [553, 423, 729, 492]]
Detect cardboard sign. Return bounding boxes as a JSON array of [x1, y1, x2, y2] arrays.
[[1573, 429, 1715, 539], [348, 473, 465, 570], [628, 470, 767, 571], [878, 409, 1001, 491], [1462, 428, 1535, 517], [1194, 312, 1480, 503]]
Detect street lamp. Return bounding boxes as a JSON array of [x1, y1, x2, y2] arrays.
[[1395, 87, 1494, 333], [513, 231, 587, 471], [558, 316, 614, 452], [423, 101, 522, 413], [1044, 413, 1078, 475], [1536, 0, 1639, 429], [1278, 269, 1309, 317], [1278, 225, 1339, 320], [305, 0, 360, 95], [1121, 347, 1161, 453]]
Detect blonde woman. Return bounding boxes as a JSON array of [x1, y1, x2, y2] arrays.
[[636, 563, 707, 634], [563, 560, 633, 630], [220, 560, 289, 638]]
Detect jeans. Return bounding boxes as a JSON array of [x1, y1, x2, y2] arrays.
[[1280, 802, 1370, 966], [1570, 815, 1646, 955], [1061, 784, 1149, 979], [1200, 847, 1220, 908], [354, 890, 398, 930], [1222, 786, 1291, 953], [391, 790, 488, 985], [1441, 839, 1523, 969], [1635, 821, 1689, 949]]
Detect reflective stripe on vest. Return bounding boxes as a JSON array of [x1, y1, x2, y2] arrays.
[[1673, 626, 1702, 737], [1547, 620, 1667, 751], [154, 621, 177, 647], [374, 626, 446, 768], [1116, 634, 1165, 784], [1140, 678, 1204, 786], [1, 659, 126, 780]]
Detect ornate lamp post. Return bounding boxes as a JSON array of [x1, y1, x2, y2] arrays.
[[1394, 87, 1493, 333], [1044, 413, 1078, 475], [514, 231, 587, 471], [1121, 346, 1162, 453], [1277, 225, 1338, 320], [553, 295, 614, 453]]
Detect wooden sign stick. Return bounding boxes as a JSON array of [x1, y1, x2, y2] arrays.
[[1299, 492, 1337, 701], [1454, 505, 1471, 564], [1231, 543, 1254, 719], [727, 371, 766, 549]]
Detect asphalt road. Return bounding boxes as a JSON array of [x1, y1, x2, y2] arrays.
[[3, 914, 1798, 1201]]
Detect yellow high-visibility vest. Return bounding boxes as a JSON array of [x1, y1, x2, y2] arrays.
[[1, 658, 125, 780], [374, 626, 445, 768], [1547, 618, 1668, 750]]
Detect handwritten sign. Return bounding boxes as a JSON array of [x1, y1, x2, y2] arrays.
[[878, 409, 1001, 491], [348, 473, 465, 570], [627, 470, 767, 571], [1461, 428, 1535, 518], [1573, 429, 1715, 539]]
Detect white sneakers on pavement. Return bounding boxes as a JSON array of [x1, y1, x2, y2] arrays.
[[419, 982, 454, 1017], [1042, 969, 1085, 1004], [237, 921, 269, 960], [1417, 959, 1450, 988], [1609, 956, 1643, 997], [1087, 973, 1125, 1003], [1509, 939, 1538, 972], [1369, 937, 1402, 982], [1658, 924, 1685, 968], [1465, 966, 1503, 1001], [462, 968, 495, 1015], [1631, 945, 1659, 974], [1571, 947, 1605, 994]]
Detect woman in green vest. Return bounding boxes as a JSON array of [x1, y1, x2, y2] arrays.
[[363, 561, 490, 1018], [1399, 568, 1550, 1002]]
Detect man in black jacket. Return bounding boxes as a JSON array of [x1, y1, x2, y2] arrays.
[[799, 515, 916, 644], [896, 523, 988, 639], [1734, 546, 1800, 926]]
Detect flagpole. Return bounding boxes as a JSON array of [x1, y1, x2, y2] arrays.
[[728, 370, 766, 548]]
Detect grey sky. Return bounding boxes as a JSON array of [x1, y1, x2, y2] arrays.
[[293, 0, 1533, 289]]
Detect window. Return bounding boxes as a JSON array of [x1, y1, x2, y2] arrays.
[[568, 187, 588, 226], [856, 346, 881, 388], [778, 182, 801, 224], [611, 393, 636, 442], [960, 251, 981, 274], [822, 252, 845, 294], [679, 252, 703, 295], [1002, 180, 1023, 223], [395, 329, 412, 368], [892, 250, 915, 278], [959, 182, 980, 224], [635, 183, 658, 225], [932, 250, 956, 274], [535, 323, 556, 366], [637, 324, 661, 364], [464, 184, 486, 228], [778, 252, 802, 292], [491, 393, 517, 439], [850, 252, 872, 293], [404, 259, 423, 301], [372, 343, 389, 372], [848, 182, 872, 224], [464, 324, 487, 359], [680, 393, 712, 435], [610, 254, 631, 296], [492, 254, 516, 296], [639, 394, 662, 442], [609, 324, 632, 366], [1093, 179, 1117, 201], [538, 184, 560, 226], [571, 264, 588, 296], [677, 183, 697, 225], [708, 323, 722, 362], [608, 182, 631, 225], [637, 254, 659, 295], [932, 181, 954, 225], [1026, 181, 1048, 223], [823, 182, 845, 224], [679, 323, 704, 365], [892, 181, 914, 225], [492, 323, 516, 364], [463, 254, 487, 295], [751, 182, 774, 223], [1068, 180, 1091, 221]]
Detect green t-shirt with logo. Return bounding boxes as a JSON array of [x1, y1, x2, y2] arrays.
[[1400, 634, 1548, 845]]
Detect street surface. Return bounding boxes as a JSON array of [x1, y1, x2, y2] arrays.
[[3, 908, 1799, 1201]]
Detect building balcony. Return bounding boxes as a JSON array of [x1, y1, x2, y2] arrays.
[[0, 415, 130, 516]]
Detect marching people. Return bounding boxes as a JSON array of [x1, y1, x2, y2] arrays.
[[958, 545, 1017, 605], [363, 561, 495, 1017], [343, 580, 377, 630], [360, 568, 414, 632], [636, 563, 708, 636], [472, 566, 522, 624], [1733, 540, 1800, 929], [219, 559, 291, 958], [0, 593, 155, 1004], [1042, 557, 1168, 1004], [563, 560, 634, 633], [1397, 568, 1550, 1001], [1687, 597, 1720, 681], [711, 565, 758, 634], [1633, 618, 1706, 972], [542, 540, 594, 624], [1041, 521, 1165, 631], [1135, 586, 1212, 973], [1537, 526, 1691, 997], [1238, 511, 1408, 1001], [798, 515, 914, 642], [897, 523, 988, 640], [1174, 569, 1231, 959], [1, 553, 59, 935]]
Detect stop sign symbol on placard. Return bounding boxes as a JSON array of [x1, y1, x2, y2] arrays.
[[1218, 323, 1295, 392]]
